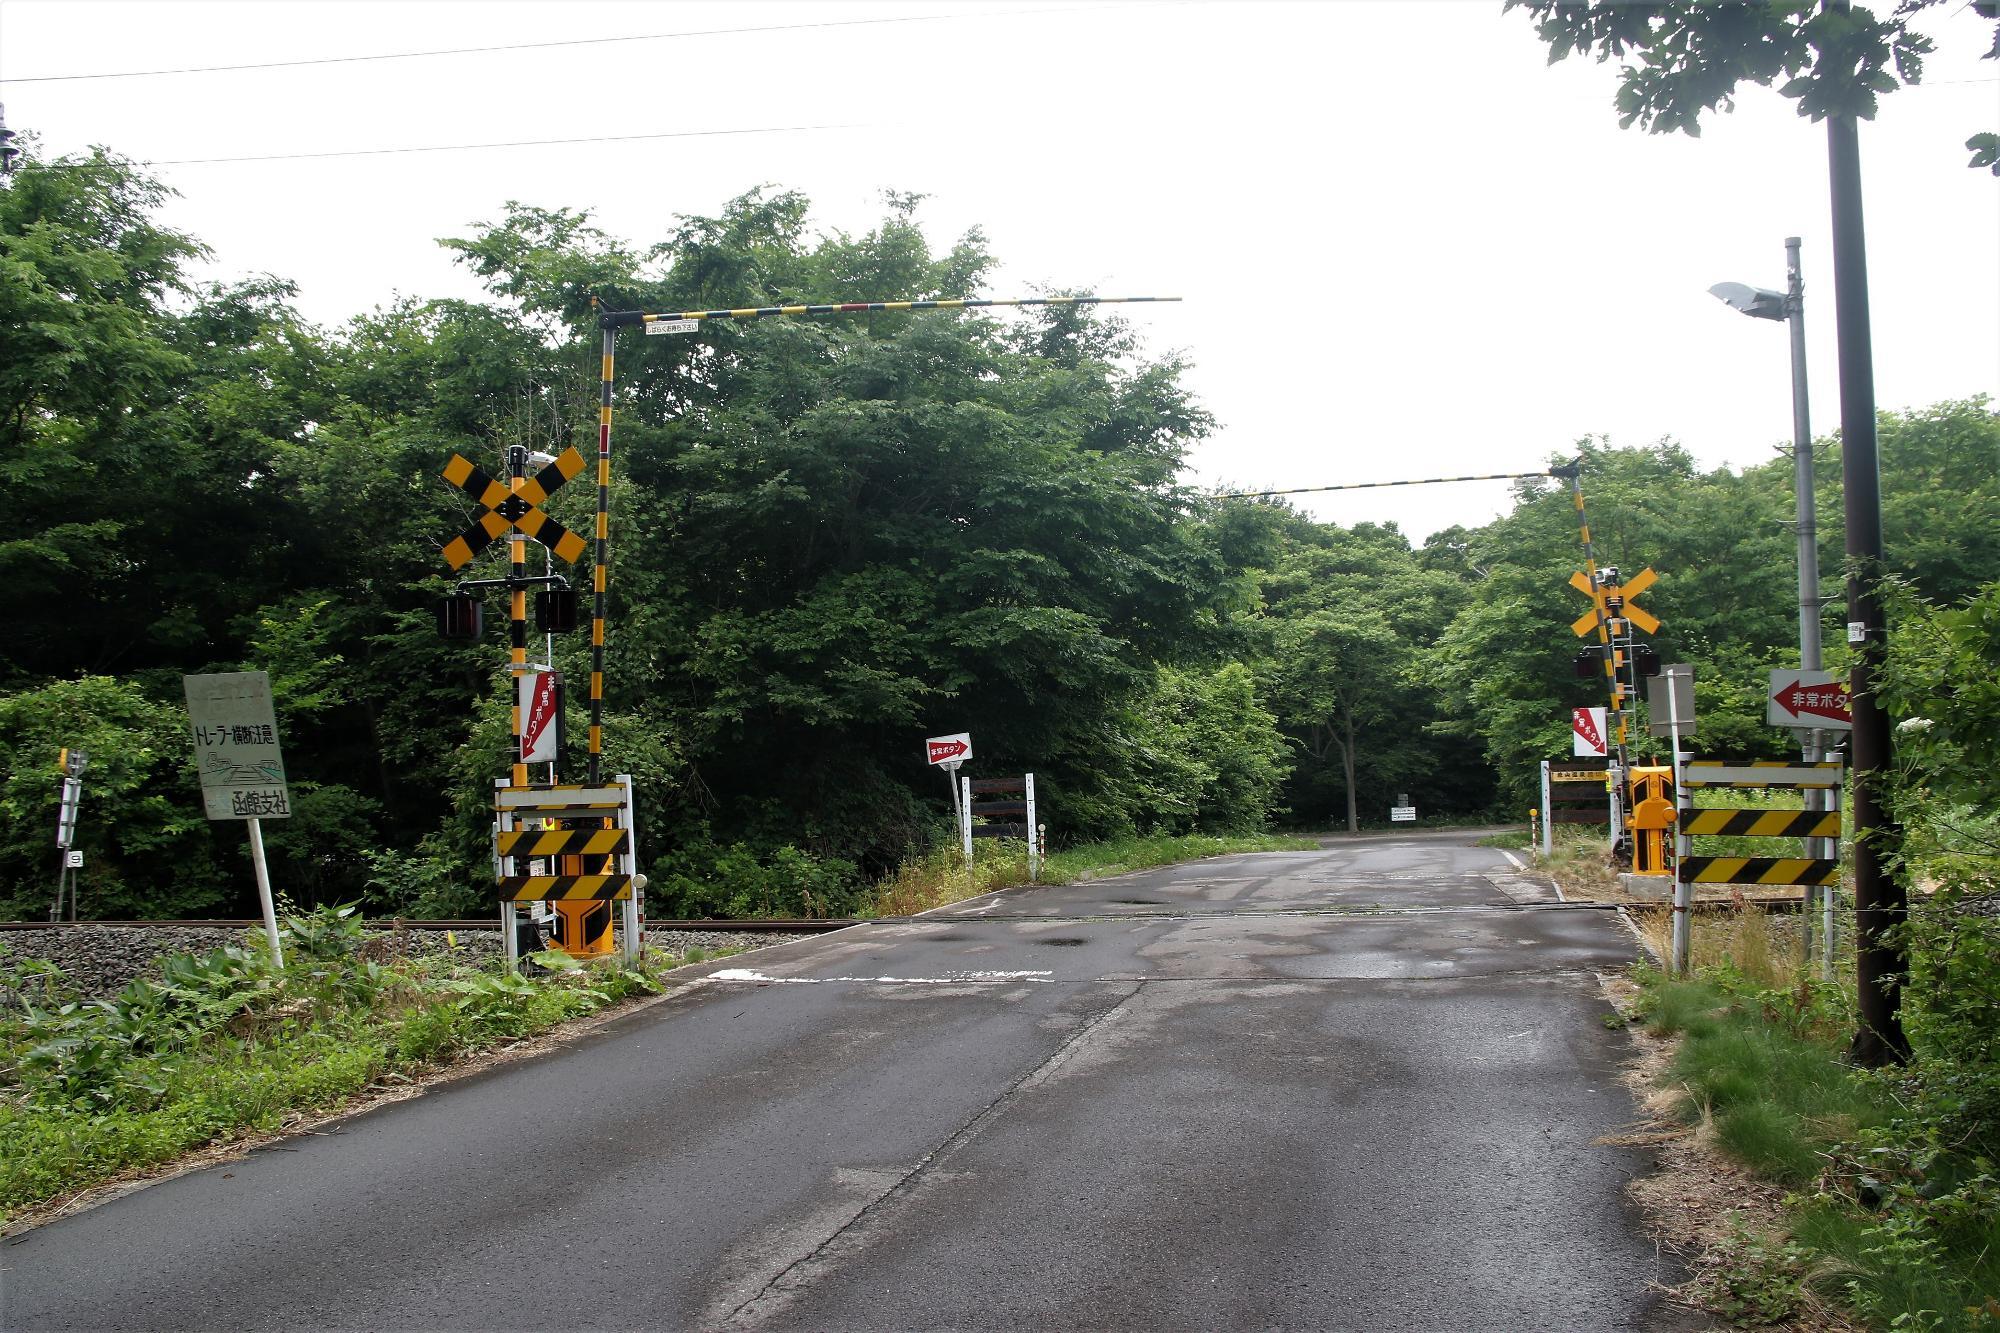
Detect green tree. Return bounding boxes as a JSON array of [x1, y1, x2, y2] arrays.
[[0, 677, 226, 919], [1506, 0, 1998, 170]]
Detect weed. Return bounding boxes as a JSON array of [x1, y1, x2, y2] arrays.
[[0, 917, 685, 1224], [1692, 1222, 1815, 1326]]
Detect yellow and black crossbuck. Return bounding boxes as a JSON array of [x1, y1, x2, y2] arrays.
[[1568, 567, 1661, 638], [440, 447, 589, 571]]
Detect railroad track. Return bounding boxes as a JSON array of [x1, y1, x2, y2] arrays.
[[0, 918, 856, 933]]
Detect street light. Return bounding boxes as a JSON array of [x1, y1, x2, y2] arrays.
[[1711, 237, 1834, 971]]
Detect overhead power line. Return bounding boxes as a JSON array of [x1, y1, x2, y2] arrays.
[[0, 4, 1134, 83], [1220, 470, 1558, 500], [146, 121, 864, 167]]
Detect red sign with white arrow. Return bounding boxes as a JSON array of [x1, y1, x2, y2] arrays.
[[926, 733, 973, 766], [1571, 707, 1607, 758], [1765, 670, 1852, 730]]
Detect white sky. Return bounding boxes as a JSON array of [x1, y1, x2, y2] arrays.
[[4, 0, 1995, 541]]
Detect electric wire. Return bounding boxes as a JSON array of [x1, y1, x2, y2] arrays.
[[145, 121, 865, 167], [0, 4, 1143, 83]]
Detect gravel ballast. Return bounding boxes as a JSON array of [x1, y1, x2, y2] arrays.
[[0, 923, 824, 1005]]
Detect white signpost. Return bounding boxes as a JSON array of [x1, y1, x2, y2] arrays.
[[1571, 707, 1608, 758], [183, 671, 290, 964], [1389, 805, 1417, 823]]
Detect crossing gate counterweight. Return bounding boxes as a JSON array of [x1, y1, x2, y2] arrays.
[[1676, 759, 1844, 888]]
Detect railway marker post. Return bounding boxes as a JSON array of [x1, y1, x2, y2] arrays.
[[51, 747, 87, 922]]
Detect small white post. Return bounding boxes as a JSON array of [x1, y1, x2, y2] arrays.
[[497, 778, 518, 969], [1607, 762, 1624, 854], [1539, 761, 1554, 857], [1822, 773, 1840, 982], [618, 774, 641, 964], [246, 817, 283, 967], [1666, 669, 1692, 976], [1025, 773, 1039, 882], [960, 775, 974, 867]]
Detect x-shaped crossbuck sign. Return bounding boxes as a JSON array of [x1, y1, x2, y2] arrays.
[[1568, 566, 1660, 637], [440, 448, 589, 571]]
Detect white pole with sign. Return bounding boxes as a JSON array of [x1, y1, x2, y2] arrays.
[[1767, 667, 1851, 973], [927, 733, 973, 826], [183, 671, 290, 965]]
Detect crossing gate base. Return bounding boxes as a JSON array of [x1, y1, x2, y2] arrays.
[[494, 777, 643, 966]]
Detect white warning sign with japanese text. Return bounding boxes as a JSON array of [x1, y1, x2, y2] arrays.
[[183, 671, 291, 821], [1571, 706, 1608, 758]]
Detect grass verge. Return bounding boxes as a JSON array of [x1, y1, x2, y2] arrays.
[[1624, 932, 2000, 1330], [858, 831, 1317, 918], [0, 908, 722, 1229]]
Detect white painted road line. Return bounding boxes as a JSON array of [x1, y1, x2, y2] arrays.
[[710, 968, 1055, 986]]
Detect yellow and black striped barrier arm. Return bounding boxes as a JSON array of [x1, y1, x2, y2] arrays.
[[589, 325, 615, 783], [1680, 807, 1841, 839], [1561, 465, 1630, 760], [1680, 857, 1841, 886], [1222, 470, 1557, 500], [600, 295, 1180, 326]]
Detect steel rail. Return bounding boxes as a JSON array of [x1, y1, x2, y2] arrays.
[[0, 917, 856, 933]]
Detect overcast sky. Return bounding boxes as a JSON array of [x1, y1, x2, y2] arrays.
[[4, 0, 1995, 540]]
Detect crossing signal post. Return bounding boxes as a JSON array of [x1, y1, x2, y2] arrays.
[[436, 441, 604, 958], [1566, 563, 1663, 857], [1554, 462, 1666, 864]]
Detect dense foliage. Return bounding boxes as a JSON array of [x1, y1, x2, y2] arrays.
[[1, 145, 1994, 926]]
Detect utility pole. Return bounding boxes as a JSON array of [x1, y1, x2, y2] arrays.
[[1827, 106, 1906, 1066], [1781, 238, 1838, 978]]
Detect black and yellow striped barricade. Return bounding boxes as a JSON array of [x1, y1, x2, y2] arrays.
[[1675, 760, 1843, 887], [493, 777, 643, 966]]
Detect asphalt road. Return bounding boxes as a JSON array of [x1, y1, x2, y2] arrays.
[[3, 830, 1699, 1331]]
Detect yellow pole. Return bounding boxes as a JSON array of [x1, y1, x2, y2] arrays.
[[509, 446, 528, 789]]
